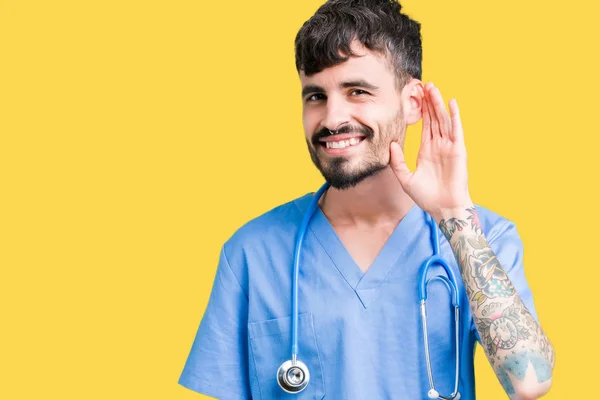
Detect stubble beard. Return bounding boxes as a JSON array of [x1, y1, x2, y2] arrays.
[[307, 115, 404, 190]]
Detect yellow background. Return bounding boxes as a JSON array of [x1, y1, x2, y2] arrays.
[[1, 0, 597, 398]]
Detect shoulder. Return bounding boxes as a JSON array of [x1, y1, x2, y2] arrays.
[[222, 192, 312, 257], [218, 193, 313, 290]]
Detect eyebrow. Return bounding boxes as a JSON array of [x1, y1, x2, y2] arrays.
[[301, 80, 380, 98], [341, 80, 379, 91]]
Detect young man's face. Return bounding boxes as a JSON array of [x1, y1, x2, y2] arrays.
[[300, 42, 408, 190]]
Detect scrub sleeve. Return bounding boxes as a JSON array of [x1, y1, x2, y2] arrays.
[[179, 246, 252, 399]]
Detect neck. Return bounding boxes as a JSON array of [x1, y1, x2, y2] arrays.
[[319, 167, 415, 227]]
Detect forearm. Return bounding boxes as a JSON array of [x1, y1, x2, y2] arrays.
[[434, 206, 554, 400]]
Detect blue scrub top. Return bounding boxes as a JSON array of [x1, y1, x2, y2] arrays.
[[179, 192, 538, 400]]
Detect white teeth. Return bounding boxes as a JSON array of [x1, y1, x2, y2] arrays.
[[325, 138, 361, 149]]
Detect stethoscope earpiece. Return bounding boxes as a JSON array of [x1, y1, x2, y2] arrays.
[[277, 359, 310, 393], [428, 388, 462, 399]]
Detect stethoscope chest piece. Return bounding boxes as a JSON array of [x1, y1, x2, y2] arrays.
[[277, 359, 310, 393]]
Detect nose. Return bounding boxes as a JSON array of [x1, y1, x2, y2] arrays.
[[322, 95, 350, 133]]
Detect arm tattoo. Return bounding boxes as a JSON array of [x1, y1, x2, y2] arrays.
[[439, 208, 554, 395]]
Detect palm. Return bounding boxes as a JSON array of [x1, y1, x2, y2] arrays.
[[391, 83, 471, 216]]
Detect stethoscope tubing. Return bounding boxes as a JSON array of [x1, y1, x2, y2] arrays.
[[419, 213, 461, 399], [291, 182, 330, 357], [419, 214, 460, 307], [287, 183, 461, 399]]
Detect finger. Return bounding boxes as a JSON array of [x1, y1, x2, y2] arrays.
[[426, 86, 441, 139], [449, 98, 464, 143], [421, 96, 432, 144], [390, 142, 413, 188], [430, 86, 452, 138]]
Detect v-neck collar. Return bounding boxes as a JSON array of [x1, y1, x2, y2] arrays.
[[294, 191, 424, 308]]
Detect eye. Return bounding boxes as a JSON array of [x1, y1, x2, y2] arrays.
[[306, 93, 326, 102], [350, 89, 369, 96]]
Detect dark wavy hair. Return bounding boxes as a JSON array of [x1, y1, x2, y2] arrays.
[[295, 0, 422, 88]]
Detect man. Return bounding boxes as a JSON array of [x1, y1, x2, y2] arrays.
[[179, 0, 554, 398]]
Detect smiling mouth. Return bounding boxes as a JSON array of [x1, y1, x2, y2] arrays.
[[318, 135, 366, 150], [325, 137, 361, 149]]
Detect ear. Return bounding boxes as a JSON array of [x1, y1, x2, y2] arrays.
[[401, 79, 425, 126]]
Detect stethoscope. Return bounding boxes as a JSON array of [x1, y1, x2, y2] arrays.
[[277, 182, 461, 399]]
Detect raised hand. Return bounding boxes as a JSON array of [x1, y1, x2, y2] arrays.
[[390, 82, 472, 220]]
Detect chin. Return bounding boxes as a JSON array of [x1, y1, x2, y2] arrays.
[[321, 164, 387, 190]]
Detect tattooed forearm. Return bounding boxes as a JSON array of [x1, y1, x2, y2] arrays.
[[438, 207, 554, 398]]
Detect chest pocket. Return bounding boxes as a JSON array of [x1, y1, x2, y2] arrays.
[[248, 313, 325, 400]]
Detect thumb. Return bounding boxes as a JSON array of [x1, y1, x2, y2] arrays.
[[390, 142, 413, 188]]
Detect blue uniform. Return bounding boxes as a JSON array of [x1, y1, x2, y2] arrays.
[[179, 192, 538, 399]]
